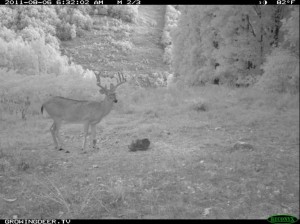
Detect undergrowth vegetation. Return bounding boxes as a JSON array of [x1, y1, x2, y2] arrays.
[[161, 5, 180, 65], [164, 6, 299, 91], [1, 84, 298, 218], [0, 5, 139, 77]]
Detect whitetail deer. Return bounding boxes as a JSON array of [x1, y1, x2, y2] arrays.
[[41, 71, 126, 151]]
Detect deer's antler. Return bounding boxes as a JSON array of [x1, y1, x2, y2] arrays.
[[110, 72, 126, 91], [95, 71, 108, 92]]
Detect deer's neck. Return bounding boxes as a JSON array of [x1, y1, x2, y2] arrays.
[[101, 96, 114, 115]]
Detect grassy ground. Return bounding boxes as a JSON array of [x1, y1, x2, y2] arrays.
[[0, 85, 299, 219], [0, 5, 299, 220]]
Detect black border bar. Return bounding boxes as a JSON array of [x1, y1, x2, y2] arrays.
[[1, 0, 299, 5]]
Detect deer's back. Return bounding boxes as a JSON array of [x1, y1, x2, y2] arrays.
[[42, 96, 104, 123]]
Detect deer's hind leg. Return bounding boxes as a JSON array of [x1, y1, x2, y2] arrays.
[[50, 121, 63, 151], [82, 122, 90, 151], [91, 124, 98, 149]]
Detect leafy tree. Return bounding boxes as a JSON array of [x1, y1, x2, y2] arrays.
[[258, 6, 299, 93], [0, 6, 17, 28], [281, 6, 299, 56], [258, 48, 298, 93], [171, 5, 293, 87]]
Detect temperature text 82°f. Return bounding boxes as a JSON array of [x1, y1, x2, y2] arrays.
[[277, 0, 296, 4]]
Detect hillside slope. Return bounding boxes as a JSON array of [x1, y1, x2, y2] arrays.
[[61, 5, 168, 75]]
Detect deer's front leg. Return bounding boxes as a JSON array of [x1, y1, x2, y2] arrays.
[[91, 124, 98, 149], [50, 122, 59, 150], [82, 122, 90, 151]]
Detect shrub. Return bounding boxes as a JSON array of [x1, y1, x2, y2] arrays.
[[96, 6, 109, 16], [257, 48, 299, 94], [57, 22, 75, 41], [163, 45, 172, 65], [0, 6, 16, 28], [0, 26, 17, 41], [91, 5, 139, 23], [55, 6, 93, 41], [132, 72, 168, 88], [0, 34, 70, 76], [0, 37, 38, 76], [111, 40, 133, 53], [20, 25, 44, 42], [108, 6, 139, 23], [161, 6, 180, 65]]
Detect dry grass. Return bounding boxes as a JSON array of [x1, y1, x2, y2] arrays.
[[0, 85, 299, 219]]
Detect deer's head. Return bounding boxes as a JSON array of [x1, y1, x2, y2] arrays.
[[95, 71, 126, 103]]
